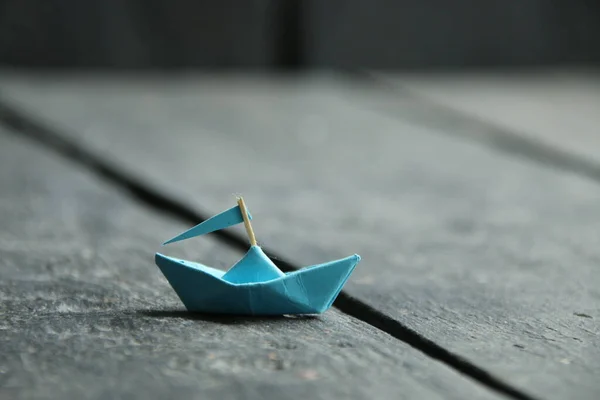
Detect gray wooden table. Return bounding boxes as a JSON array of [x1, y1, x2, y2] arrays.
[[0, 71, 598, 400]]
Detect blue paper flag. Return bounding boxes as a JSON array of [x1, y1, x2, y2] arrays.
[[163, 205, 251, 245]]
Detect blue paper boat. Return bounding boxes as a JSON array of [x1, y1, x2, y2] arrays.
[[155, 198, 360, 315]]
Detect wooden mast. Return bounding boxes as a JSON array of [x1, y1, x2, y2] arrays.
[[237, 197, 257, 247]]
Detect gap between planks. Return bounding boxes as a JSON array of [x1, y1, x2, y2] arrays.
[[0, 98, 539, 400]]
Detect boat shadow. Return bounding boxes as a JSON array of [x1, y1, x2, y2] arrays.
[[138, 309, 319, 324]]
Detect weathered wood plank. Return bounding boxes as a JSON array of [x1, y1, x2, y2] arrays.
[[0, 127, 501, 399], [1, 75, 600, 399], [376, 71, 600, 166]]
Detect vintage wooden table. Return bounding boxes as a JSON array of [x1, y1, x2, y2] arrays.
[[0, 71, 598, 400]]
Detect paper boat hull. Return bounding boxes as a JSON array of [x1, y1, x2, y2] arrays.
[[154, 252, 360, 315]]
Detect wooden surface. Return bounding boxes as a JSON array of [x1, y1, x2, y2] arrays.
[[1, 72, 599, 399], [377, 70, 600, 166], [0, 128, 502, 400]]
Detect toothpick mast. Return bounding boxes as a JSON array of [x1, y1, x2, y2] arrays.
[[237, 197, 257, 247]]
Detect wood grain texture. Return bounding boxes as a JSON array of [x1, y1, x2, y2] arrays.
[[1, 74, 600, 399], [0, 128, 501, 399]]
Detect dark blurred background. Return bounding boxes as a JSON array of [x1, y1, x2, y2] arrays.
[[1, 0, 599, 70]]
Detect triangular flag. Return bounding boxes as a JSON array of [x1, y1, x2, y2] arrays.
[[163, 205, 251, 245]]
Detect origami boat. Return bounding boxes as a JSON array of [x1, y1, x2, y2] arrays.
[[155, 198, 360, 315]]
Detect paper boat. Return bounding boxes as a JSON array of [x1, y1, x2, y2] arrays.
[[155, 198, 360, 315]]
